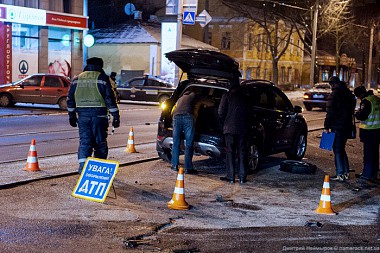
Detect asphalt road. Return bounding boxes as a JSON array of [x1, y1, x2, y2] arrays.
[[1, 130, 379, 252]]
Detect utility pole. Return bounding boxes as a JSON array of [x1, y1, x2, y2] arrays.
[[367, 25, 374, 90], [175, 0, 184, 85], [309, 0, 319, 87]]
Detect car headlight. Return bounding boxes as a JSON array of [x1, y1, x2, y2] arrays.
[[160, 101, 167, 110], [303, 94, 310, 99]]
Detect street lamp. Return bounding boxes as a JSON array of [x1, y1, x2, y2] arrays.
[[309, 0, 319, 88]]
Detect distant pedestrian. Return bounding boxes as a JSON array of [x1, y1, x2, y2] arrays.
[[109, 71, 120, 103], [354, 86, 380, 182], [67, 57, 120, 174], [218, 79, 250, 184], [324, 76, 356, 182]]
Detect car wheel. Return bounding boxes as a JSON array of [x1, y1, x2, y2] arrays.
[[0, 93, 12, 107], [247, 142, 260, 173], [285, 130, 307, 160], [158, 95, 170, 104], [58, 97, 67, 110], [305, 105, 312, 111], [158, 149, 172, 163], [279, 160, 317, 174]]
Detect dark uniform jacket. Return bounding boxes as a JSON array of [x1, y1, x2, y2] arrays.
[[218, 86, 249, 135], [324, 82, 356, 137]]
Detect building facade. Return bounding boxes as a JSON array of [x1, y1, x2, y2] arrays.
[[0, 0, 88, 83], [183, 0, 305, 87]]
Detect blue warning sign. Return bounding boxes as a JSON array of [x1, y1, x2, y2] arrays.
[[183, 11, 195, 25], [72, 157, 119, 203]]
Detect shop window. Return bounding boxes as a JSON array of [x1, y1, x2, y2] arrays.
[[12, 24, 39, 80], [48, 27, 72, 78], [221, 32, 231, 50], [256, 67, 260, 79], [204, 31, 212, 45], [257, 34, 262, 52], [248, 32, 253, 50], [287, 67, 292, 83], [281, 66, 285, 83], [49, 0, 63, 12], [3, 0, 38, 7]]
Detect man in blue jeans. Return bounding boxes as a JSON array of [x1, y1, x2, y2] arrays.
[[324, 76, 356, 181], [171, 91, 198, 174]]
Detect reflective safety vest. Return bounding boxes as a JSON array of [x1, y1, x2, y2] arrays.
[[75, 71, 106, 107], [359, 95, 380, 130]]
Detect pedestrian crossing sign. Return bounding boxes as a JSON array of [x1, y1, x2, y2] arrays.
[[183, 11, 195, 25]]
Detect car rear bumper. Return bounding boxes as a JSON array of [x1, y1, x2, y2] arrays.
[[303, 100, 326, 108], [157, 136, 223, 158]]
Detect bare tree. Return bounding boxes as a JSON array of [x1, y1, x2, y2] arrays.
[[221, 0, 302, 84], [318, 0, 355, 75]]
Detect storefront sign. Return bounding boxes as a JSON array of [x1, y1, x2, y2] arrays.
[[72, 158, 119, 203], [0, 7, 6, 19], [0, 22, 12, 84], [1, 4, 46, 26], [0, 4, 88, 30], [46, 12, 87, 30]]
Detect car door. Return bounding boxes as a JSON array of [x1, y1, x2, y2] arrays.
[[13, 75, 43, 103], [40, 76, 66, 104], [248, 86, 279, 153], [120, 78, 144, 101], [269, 87, 297, 149], [142, 78, 161, 102]]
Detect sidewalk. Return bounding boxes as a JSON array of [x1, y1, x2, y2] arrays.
[[0, 143, 158, 188]]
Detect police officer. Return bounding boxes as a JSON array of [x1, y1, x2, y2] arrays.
[[354, 86, 380, 182], [67, 57, 120, 174]]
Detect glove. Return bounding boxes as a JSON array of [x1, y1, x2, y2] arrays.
[[112, 115, 120, 128], [69, 115, 77, 127]]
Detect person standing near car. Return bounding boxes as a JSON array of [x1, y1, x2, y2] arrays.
[[171, 90, 214, 174], [171, 90, 198, 174], [109, 71, 120, 103], [324, 76, 356, 182], [353, 86, 380, 182], [67, 57, 120, 174], [218, 79, 250, 184]]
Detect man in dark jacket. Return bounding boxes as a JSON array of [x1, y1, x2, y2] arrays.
[[67, 57, 120, 174], [354, 86, 380, 182], [324, 76, 356, 181], [218, 79, 250, 184]]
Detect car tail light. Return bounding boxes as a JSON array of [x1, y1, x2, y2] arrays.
[[157, 135, 163, 141]]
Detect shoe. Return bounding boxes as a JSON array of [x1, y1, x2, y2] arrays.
[[171, 165, 178, 171], [185, 169, 198, 175], [220, 176, 235, 183], [239, 179, 247, 184], [355, 173, 363, 178], [331, 175, 345, 182], [343, 173, 349, 180]]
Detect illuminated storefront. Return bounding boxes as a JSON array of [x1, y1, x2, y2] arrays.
[[0, 4, 88, 83]]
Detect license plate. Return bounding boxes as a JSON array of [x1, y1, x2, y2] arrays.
[[313, 94, 324, 99]]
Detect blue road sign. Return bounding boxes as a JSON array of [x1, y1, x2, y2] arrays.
[[183, 11, 195, 25], [72, 157, 119, 203]]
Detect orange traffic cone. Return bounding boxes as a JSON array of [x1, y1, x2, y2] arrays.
[[125, 127, 137, 153], [168, 167, 190, 210], [24, 139, 41, 171], [315, 175, 336, 215]]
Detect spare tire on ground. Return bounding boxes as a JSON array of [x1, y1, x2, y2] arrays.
[[280, 160, 317, 174]]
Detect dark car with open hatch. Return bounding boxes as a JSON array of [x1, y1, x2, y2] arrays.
[[156, 49, 308, 172]]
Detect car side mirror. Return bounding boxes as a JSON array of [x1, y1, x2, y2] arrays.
[[294, 105, 302, 113]]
